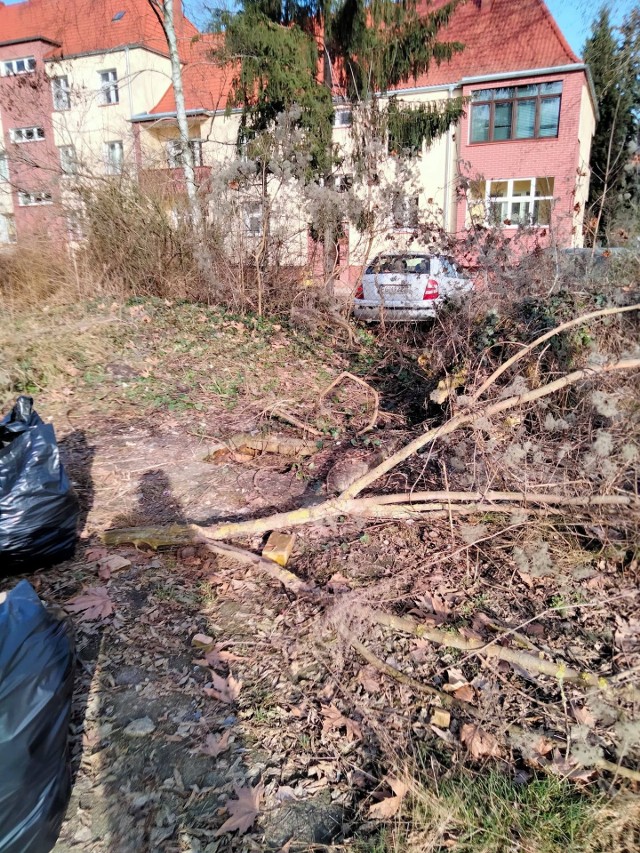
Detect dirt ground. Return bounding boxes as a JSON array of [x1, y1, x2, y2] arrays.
[[2, 300, 640, 852]]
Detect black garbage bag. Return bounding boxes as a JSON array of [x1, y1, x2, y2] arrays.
[[0, 396, 79, 573], [0, 579, 75, 853]]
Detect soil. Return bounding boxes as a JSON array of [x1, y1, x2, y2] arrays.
[[2, 301, 639, 852]]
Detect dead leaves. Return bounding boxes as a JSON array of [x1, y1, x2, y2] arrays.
[[65, 587, 114, 621], [460, 724, 502, 759], [204, 672, 243, 704], [193, 643, 245, 671], [368, 777, 408, 820], [215, 783, 263, 837], [198, 730, 232, 757], [321, 704, 362, 742]]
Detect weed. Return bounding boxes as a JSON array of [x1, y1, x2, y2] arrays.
[[404, 769, 604, 853]]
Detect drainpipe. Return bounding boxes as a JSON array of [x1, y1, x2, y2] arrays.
[[442, 84, 456, 233]]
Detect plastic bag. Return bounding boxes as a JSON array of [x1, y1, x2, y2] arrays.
[[0, 579, 75, 853], [0, 397, 79, 573]]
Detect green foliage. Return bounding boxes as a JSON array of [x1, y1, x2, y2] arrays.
[[222, 9, 334, 172], [332, 0, 464, 98], [220, 0, 467, 177], [584, 7, 639, 239], [387, 95, 465, 156]]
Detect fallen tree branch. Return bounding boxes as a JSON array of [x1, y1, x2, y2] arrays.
[[368, 610, 640, 704], [347, 630, 640, 783], [339, 358, 640, 500], [104, 357, 640, 544], [342, 629, 477, 715], [104, 490, 639, 547], [100, 524, 316, 596], [469, 302, 640, 404]]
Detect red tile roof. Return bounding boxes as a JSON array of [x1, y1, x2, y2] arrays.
[[147, 0, 581, 117], [149, 33, 235, 114], [0, 0, 199, 59], [402, 0, 580, 89]]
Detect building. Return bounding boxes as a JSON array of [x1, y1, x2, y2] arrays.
[[0, 0, 596, 270]]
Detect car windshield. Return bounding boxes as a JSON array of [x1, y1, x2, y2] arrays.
[[366, 255, 430, 275]]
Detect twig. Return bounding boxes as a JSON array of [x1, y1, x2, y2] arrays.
[[348, 630, 640, 783], [341, 629, 477, 715], [267, 407, 323, 437], [368, 610, 640, 704], [469, 303, 640, 404], [318, 371, 380, 435]]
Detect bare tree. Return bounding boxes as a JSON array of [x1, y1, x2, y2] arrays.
[[147, 0, 217, 292]]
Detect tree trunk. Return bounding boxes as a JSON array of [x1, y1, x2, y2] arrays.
[[156, 0, 217, 295]]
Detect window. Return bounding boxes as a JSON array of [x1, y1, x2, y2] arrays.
[[18, 190, 53, 206], [242, 201, 262, 237], [392, 194, 419, 229], [0, 214, 16, 244], [105, 140, 124, 174], [52, 76, 71, 110], [333, 108, 352, 127], [0, 152, 8, 182], [112, 10, 126, 20], [469, 177, 555, 227], [99, 69, 119, 105], [2, 56, 36, 76], [166, 139, 203, 168], [59, 145, 78, 175], [470, 82, 562, 143], [10, 126, 45, 143]]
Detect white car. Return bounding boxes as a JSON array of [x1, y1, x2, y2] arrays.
[[353, 253, 472, 322]]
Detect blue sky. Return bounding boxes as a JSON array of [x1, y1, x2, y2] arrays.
[[2, 0, 635, 57]]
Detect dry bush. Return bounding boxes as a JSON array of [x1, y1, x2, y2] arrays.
[[78, 180, 201, 300], [0, 237, 71, 313]]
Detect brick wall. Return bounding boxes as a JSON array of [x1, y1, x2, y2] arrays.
[[0, 40, 64, 241], [456, 70, 590, 247]]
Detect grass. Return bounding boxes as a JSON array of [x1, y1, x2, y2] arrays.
[[382, 767, 634, 853]]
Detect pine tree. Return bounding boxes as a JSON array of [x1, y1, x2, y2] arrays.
[[584, 7, 638, 241], [216, 0, 466, 288]]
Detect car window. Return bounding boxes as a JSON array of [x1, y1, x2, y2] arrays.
[[366, 255, 431, 274], [439, 257, 459, 277]]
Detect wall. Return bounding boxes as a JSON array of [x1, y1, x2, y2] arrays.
[[0, 39, 64, 241], [455, 70, 593, 248]]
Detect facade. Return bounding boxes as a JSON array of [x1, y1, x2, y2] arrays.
[[0, 0, 596, 271]]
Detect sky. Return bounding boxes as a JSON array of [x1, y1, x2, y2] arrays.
[[1, 0, 637, 58]]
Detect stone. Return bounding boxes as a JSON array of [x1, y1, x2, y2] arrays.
[[262, 532, 296, 567], [122, 717, 156, 737], [430, 707, 451, 729], [262, 797, 345, 848]]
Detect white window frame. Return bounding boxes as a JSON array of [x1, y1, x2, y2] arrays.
[[105, 140, 124, 175], [166, 139, 203, 168], [2, 56, 36, 76], [10, 126, 45, 143], [470, 177, 555, 228], [0, 151, 9, 182], [59, 145, 78, 175], [0, 213, 17, 244], [18, 190, 53, 206], [99, 69, 119, 105], [242, 201, 263, 238], [52, 76, 71, 110]]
